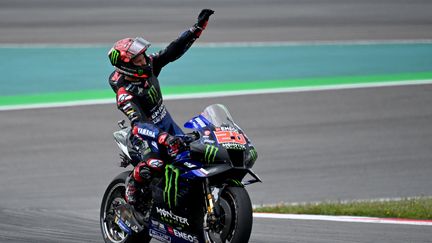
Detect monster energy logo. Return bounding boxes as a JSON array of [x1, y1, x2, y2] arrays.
[[164, 164, 180, 208], [204, 145, 218, 163], [229, 179, 243, 187], [148, 86, 159, 104], [110, 49, 120, 65], [250, 148, 257, 161]]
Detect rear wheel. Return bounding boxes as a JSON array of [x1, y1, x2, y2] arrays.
[[100, 171, 151, 243], [209, 186, 253, 243]]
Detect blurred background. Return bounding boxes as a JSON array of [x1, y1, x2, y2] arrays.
[[0, 0, 432, 242]]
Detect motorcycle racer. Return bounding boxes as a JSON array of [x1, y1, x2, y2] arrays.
[[107, 9, 214, 211]]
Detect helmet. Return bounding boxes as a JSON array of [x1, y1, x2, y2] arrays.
[[108, 37, 152, 78]]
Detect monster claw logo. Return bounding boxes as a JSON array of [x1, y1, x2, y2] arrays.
[[164, 164, 180, 208], [148, 86, 159, 104], [204, 145, 218, 163], [110, 49, 120, 65], [250, 148, 257, 161]]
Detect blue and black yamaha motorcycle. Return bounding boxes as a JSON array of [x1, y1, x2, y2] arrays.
[[100, 104, 261, 243]]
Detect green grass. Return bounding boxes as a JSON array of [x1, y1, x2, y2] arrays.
[[253, 197, 432, 220]]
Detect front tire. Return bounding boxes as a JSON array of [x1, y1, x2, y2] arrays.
[[100, 171, 151, 243], [210, 186, 253, 243]]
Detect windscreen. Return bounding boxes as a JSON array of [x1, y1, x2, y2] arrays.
[[201, 104, 236, 128]]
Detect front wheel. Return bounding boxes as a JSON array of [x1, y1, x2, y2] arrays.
[[99, 171, 151, 243], [209, 186, 253, 243]]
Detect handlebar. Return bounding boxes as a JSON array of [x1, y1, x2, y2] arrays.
[[177, 131, 200, 145]]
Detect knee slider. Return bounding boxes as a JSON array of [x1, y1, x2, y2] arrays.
[[146, 158, 164, 172]]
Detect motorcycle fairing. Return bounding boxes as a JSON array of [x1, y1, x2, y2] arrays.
[[184, 115, 212, 130], [105, 104, 260, 242], [182, 164, 231, 179], [149, 202, 204, 243], [182, 104, 257, 169]]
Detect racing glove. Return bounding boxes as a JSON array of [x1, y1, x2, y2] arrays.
[[192, 9, 215, 37], [158, 132, 186, 158]]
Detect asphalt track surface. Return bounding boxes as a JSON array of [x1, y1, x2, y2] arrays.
[[1, 0, 432, 242]]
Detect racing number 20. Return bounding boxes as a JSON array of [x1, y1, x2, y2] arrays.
[[214, 131, 246, 145]]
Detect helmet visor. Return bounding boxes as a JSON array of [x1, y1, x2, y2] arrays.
[[128, 37, 151, 58]]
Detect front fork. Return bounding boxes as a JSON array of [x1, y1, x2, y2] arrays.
[[203, 179, 224, 243], [203, 178, 215, 226]]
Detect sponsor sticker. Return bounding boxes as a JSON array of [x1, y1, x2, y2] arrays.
[[150, 105, 167, 124], [203, 139, 215, 144], [150, 220, 167, 233], [195, 117, 206, 128], [204, 145, 219, 163], [220, 126, 238, 132], [150, 229, 171, 243], [110, 49, 120, 64], [173, 228, 198, 243], [117, 93, 133, 104], [222, 143, 246, 150], [163, 165, 181, 208], [147, 158, 163, 169], [214, 131, 246, 145], [184, 162, 197, 168], [199, 168, 209, 175], [151, 141, 158, 150], [148, 85, 159, 104], [156, 207, 190, 226], [138, 128, 156, 138]]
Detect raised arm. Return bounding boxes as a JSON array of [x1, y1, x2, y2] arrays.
[[151, 9, 214, 76]]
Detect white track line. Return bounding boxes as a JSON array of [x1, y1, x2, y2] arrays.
[[253, 213, 432, 226], [1, 79, 432, 111], [163, 79, 432, 100]]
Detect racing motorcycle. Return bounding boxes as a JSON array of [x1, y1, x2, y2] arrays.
[[100, 104, 261, 243]]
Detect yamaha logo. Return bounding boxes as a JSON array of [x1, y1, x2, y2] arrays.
[[138, 128, 156, 138]]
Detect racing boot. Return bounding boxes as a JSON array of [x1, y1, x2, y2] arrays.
[[114, 203, 144, 234], [124, 163, 153, 223]]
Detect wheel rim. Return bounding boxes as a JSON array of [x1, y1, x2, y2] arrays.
[[209, 190, 236, 243], [101, 182, 128, 243]]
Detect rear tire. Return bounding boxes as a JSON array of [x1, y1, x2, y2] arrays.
[[100, 171, 151, 243]]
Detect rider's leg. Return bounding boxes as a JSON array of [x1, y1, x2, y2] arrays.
[[159, 111, 184, 136], [125, 157, 164, 209]]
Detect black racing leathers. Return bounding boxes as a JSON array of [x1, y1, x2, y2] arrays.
[[109, 26, 201, 126], [110, 27, 202, 206]]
